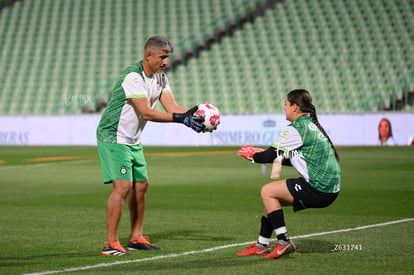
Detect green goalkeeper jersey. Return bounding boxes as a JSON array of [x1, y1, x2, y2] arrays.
[[272, 115, 341, 193], [97, 62, 171, 145]]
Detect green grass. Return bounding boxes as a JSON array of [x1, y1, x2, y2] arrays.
[[0, 146, 413, 275]]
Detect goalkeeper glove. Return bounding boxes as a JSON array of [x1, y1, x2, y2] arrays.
[[237, 145, 265, 161], [173, 106, 205, 133]]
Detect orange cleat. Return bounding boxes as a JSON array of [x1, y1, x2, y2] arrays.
[[101, 241, 128, 256], [265, 241, 296, 259], [237, 243, 270, 256], [127, 236, 161, 250]]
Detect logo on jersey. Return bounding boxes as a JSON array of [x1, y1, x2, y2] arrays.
[[120, 166, 127, 175], [274, 144, 304, 159], [308, 123, 318, 131], [309, 123, 328, 141], [318, 132, 328, 141], [294, 184, 302, 192]]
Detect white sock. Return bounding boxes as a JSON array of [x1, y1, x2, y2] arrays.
[[275, 226, 289, 245], [275, 226, 287, 236], [257, 236, 270, 247]]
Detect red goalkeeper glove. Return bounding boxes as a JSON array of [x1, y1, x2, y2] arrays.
[[237, 145, 265, 161]]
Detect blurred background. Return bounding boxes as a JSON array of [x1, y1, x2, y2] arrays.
[[0, 0, 413, 115]]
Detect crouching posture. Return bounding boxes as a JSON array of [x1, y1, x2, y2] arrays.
[[237, 89, 341, 259]]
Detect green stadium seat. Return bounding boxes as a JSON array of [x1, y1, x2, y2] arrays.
[[0, 0, 413, 114]]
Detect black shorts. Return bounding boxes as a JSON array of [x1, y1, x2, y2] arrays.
[[286, 177, 339, 212]]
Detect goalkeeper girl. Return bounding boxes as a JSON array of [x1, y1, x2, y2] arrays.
[[237, 89, 341, 259]]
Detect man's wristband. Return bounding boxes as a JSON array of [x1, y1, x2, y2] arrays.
[[172, 113, 184, 123]]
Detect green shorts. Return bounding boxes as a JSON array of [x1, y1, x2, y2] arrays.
[[97, 140, 148, 184]]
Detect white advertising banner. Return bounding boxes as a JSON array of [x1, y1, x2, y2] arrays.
[[0, 113, 413, 146]]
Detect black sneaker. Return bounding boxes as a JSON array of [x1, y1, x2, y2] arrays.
[[127, 236, 161, 250]]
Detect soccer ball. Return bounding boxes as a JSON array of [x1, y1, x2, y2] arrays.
[[195, 103, 220, 132]]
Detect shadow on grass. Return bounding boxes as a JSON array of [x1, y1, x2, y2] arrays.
[[294, 239, 338, 254], [74, 255, 270, 274], [151, 229, 235, 242], [0, 239, 336, 273]]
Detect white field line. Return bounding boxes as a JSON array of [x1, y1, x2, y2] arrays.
[[24, 218, 414, 275]]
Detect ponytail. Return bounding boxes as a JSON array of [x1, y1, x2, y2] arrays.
[[308, 104, 340, 161], [287, 89, 340, 162]]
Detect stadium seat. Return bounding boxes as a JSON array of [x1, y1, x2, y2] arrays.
[[0, 0, 412, 114]]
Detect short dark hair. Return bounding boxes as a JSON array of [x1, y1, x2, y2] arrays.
[[144, 35, 174, 54]]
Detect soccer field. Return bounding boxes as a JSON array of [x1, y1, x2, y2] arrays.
[[0, 146, 413, 275]]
